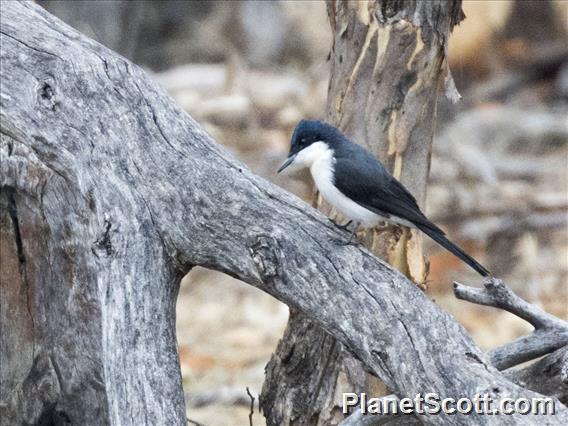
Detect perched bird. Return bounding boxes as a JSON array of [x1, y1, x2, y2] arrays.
[[278, 119, 490, 277]]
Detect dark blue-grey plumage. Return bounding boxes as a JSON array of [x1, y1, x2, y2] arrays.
[[285, 120, 490, 277]]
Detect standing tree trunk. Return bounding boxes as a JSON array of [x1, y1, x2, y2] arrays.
[[261, 1, 464, 425]]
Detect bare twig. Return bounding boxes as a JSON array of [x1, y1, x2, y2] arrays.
[[246, 387, 255, 426], [186, 418, 204, 426], [454, 277, 568, 370], [453, 278, 566, 330]]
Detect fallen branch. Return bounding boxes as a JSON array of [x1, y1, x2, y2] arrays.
[[463, 42, 568, 105], [454, 278, 566, 330], [505, 346, 568, 405], [454, 277, 568, 370], [342, 278, 568, 425]]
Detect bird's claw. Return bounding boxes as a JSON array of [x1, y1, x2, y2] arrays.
[[338, 237, 360, 246], [339, 228, 361, 246], [329, 218, 353, 231]]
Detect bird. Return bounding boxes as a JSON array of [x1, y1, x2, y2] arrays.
[[277, 119, 490, 277]]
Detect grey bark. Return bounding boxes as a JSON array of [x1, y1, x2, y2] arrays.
[[343, 345, 568, 426], [505, 346, 568, 406], [262, 1, 464, 424], [343, 278, 568, 424], [455, 278, 568, 371], [1, 2, 567, 426]]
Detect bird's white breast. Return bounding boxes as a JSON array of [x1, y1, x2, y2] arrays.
[[306, 142, 381, 226]]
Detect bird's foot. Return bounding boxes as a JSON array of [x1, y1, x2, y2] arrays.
[[337, 222, 360, 246], [338, 236, 360, 246], [329, 218, 353, 231], [375, 222, 397, 232]]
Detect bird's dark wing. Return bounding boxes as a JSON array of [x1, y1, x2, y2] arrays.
[[333, 150, 442, 233], [333, 148, 490, 277]]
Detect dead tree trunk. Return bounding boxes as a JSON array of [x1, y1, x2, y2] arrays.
[[261, 2, 464, 424], [1, 2, 567, 426]]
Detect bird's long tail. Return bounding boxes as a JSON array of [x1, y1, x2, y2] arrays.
[[417, 224, 490, 277]]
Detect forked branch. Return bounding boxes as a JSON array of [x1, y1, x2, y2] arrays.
[[342, 278, 568, 425], [454, 278, 568, 370]]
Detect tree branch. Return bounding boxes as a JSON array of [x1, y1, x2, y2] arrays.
[[505, 346, 568, 405], [454, 278, 568, 370], [342, 278, 568, 425], [454, 278, 567, 330]]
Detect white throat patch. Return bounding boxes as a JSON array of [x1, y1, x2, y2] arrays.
[[303, 143, 381, 226], [292, 141, 330, 168]]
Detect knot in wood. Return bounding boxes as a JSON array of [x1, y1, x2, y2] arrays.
[[38, 80, 59, 111], [250, 235, 281, 280], [464, 351, 486, 366], [484, 277, 504, 289], [483, 277, 507, 297], [93, 216, 114, 257], [25, 353, 62, 413]]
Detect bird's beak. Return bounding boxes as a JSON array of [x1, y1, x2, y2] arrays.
[[277, 154, 296, 173]]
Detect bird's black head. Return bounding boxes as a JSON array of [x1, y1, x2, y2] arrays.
[[278, 120, 343, 173]]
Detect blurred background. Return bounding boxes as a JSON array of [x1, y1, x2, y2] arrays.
[[39, 1, 568, 424]]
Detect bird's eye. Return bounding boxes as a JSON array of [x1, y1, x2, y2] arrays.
[[300, 138, 306, 145]]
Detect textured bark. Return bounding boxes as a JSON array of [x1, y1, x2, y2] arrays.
[[341, 278, 568, 425], [261, 2, 464, 424], [1, 2, 567, 426], [455, 278, 568, 371], [505, 346, 568, 406]]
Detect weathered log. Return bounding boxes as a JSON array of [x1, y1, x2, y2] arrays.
[[341, 279, 568, 424], [1, 2, 567, 425], [343, 344, 568, 426]]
